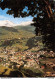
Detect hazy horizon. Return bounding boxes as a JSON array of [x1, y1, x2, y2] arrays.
[[0, 8, 33, 25]]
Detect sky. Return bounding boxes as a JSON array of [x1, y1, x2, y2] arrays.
[[0, 8, 33, 24]]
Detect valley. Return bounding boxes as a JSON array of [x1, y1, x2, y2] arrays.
[[0, 25, 55, 77]]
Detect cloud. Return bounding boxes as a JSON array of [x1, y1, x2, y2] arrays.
[[18, 21, 33, 26], [0, 15, 33, 25], [0, 15, 7, 20], [0, 8, 33, 24], [0, 15, 18, 23]]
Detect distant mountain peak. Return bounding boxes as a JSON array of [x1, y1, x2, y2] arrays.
[[0, 20, 33, 27], [17, 21, 34, 26], [0, 20, 17, 27]]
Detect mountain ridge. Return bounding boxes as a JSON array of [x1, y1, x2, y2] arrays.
[[0, 20, 33, 27], [0, 20, 17, 27]]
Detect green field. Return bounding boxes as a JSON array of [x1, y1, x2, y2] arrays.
[[0, 25, 43, 52]]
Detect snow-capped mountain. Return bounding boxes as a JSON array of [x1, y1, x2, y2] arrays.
[[0, 20, 17, 27], [0, 20, 33, 27], [18, 21, 33, 26]]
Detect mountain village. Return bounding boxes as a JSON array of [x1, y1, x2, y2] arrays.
[[0, 49, 55, 77]]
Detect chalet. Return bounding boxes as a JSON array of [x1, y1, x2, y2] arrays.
[[24, 64, 27, 67], [45, 72, 55, 77], [46, 62, 55, 67], [26, 59, 36, 68], [41, 65, 45, 69], [16, 64, 20, 68], [46, 72, 52, 76], [0, 58, 2, 62]]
